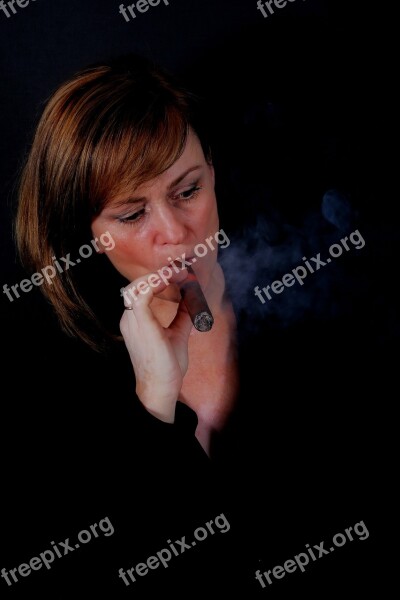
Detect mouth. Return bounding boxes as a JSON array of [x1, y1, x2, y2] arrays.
[[167, 256, 196, 272]]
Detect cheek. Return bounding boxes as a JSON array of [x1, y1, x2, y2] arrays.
[[91, 219, 149, 279], [109, 237, 148, 266], [104, 240, 149, 282], [198, 193, 219, 230]]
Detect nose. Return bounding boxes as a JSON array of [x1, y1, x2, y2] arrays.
[[152, 204, 188, 247]]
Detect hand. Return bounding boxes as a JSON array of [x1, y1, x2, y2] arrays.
[[119, 268, 193, 423]]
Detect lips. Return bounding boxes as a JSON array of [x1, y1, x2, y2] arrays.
[[168, 255, 195, 271]]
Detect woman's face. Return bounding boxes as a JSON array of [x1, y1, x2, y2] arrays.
[[91, 129, 219, 301]]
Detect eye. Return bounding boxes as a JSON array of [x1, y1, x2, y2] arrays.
[[117, 208, 146, 225], [174, 185, 202, 202]]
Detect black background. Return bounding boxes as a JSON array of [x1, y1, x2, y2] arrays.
[[0, 0, 395, 597]]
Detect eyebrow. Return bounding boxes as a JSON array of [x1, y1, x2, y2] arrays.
[[110, 165, 203, 208]]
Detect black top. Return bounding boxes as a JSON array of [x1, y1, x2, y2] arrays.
[[1, 270, 387, 599]]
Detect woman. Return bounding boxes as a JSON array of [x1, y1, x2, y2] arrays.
[[14, 55, 246, 596], [14, 54, 374, 597], [16, 54, 238, 458]]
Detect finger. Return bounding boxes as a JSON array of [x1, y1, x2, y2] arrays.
[[168, 297, 193, 340], [120, 267, 189, 341], [122, 266, 188, 309]]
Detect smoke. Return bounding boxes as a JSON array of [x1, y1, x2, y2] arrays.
[[219, 189, 368, 336]]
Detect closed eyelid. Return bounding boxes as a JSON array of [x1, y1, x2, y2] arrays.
[[109, 166, 203, 209], [110, 197, 146, 211], [113, 184, 200, 213], [171, 180, 201, 195], [167, 165, 202, 191]]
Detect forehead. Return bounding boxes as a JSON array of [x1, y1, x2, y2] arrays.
[[101, 129, 206, 209], [137, 130, 205, 191]]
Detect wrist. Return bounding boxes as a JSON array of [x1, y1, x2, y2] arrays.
[[136, 386, 177, 423]]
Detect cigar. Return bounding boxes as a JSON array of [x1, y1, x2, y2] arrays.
[[179, 265, 214, 332]]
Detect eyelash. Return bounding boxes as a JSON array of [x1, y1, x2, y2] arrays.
[[117, 185, 203, 225]]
